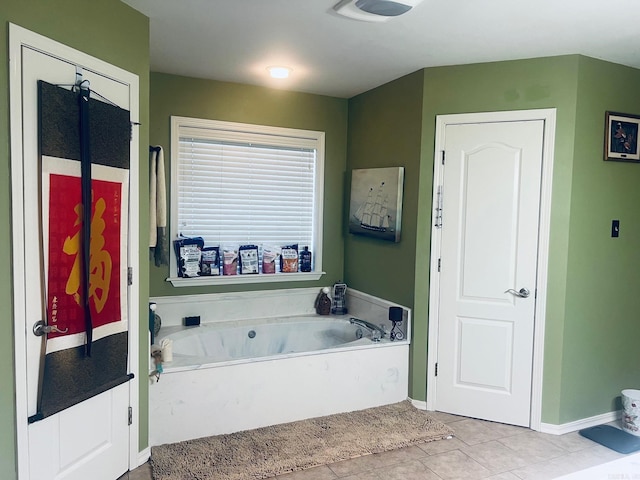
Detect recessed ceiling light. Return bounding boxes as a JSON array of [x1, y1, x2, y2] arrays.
[[268, 66, 291, 79]]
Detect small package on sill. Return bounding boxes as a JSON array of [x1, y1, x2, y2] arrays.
[[200, 246, 220, 276], [222, 246, 239, 275], [239, 245, 259, 274], [262, 245, 281, 274], [173, 237, 204, 278], [281, 244, 299, 273]]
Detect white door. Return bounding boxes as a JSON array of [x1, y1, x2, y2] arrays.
[[434, 119, 544, 427], [11, 26, 139, 480]]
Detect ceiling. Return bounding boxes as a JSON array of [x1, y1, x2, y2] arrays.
[[121, 0, 640, 99]]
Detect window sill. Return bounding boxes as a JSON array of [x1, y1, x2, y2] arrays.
[[166, 271, 325, 287]]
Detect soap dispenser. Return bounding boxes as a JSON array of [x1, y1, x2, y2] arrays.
[[315, 287, 332, 315]]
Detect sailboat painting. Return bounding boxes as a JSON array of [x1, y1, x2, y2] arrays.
[[349, 167, 404, 242]]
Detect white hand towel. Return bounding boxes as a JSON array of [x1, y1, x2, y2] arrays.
[[149, 146, 168, 266]]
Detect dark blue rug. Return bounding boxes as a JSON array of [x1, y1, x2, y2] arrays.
[[579, 425, 640, 454]]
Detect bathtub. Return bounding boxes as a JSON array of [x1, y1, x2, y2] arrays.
[[149, 305, 410, 446], [161, 316, 381, 370]]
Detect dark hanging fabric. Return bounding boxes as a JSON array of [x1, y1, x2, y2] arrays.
[[38, 81, 130, 168], [79, 86, 93, 356], [29, 337, 134, 424], [33, 80, 133, 422]]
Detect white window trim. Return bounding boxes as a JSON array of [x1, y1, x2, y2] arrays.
[[167, 116, 325, 286]]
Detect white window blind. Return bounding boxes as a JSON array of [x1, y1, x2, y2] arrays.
[[178, 138, 316, 245], [170, 116, 325, 283]]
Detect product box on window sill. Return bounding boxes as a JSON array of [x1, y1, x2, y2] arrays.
[[174, 238, 313, 277]]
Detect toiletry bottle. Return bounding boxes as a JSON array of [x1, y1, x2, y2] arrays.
[[315, 287, 332, 315], [300, 246, 312, 272]]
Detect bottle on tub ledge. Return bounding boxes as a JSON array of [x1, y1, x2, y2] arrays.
[[331, 281, 348, 315], [315, 287, 332, 315]]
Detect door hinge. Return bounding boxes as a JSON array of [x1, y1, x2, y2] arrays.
[[128, 406, 133, 426], [435, 362, 438, 377], [441, 151, 445, 165], [127, 267, 133, 286], [434, 185, 443, 228], [437, 258, 441, 272]]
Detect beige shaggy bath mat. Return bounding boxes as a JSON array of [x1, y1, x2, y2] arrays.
[[150, 400, 454, 480]]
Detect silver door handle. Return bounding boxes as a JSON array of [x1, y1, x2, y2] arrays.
[[505, 288, 530, 298], [32, 320, 68, 336]]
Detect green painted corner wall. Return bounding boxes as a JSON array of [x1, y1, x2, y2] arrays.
[[558, 57, 640, 424], [148, 72, 348, 297], [416, 56, 581, 420], [347, 56, 582, 412], [393, 55, 640, 425], [345, 70, 425, 397], [345, 70, 424, 308], [0, 1, 150, 476]]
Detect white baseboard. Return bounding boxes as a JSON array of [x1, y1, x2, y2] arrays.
[[409, 397, 428, 410], [410, 397, 619, 436], [137, 447, 151, 467], [539, 410, 621, 435]]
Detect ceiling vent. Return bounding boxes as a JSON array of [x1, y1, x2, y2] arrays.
[[333, 0, 423, 22]]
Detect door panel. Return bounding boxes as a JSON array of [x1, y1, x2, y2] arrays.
[[460, 143, 520, 301], [436, 120, 544, 426], [27, 384, 129, 480], [457, 317, 513, 391], [20, 45, 131, 480]]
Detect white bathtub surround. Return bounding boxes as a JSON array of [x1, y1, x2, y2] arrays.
[[149, 287, 411, 339], [148, 288, 410, 446], [150, 287, 319, 327], [346, 289, 411, 340], [150, 340, 408, 445]]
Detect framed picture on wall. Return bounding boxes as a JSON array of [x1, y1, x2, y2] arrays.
[[605, 111, 640, 162], [349, 167, 404, 243]]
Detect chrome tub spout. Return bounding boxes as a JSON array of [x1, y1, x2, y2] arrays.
[[349, 317, 386, 341]]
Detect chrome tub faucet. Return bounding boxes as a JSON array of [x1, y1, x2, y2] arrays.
[[349, 317, 386, 342]]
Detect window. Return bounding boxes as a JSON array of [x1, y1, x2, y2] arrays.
[[169, 116, 325, 285]]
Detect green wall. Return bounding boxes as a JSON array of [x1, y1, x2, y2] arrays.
[[559, 57, 640, 423], [346, 55, 640, 424], [345, 71, 425, 397], [148, 72, 348, 297], [345, 56, 580, 407], [0, 1, 149, 476], [345, 71, 424, 307], [416, 57, 580, 420]]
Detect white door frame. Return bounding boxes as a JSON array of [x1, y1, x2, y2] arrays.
[[426, 109, 556, 431], [9, 23, 141, 477]]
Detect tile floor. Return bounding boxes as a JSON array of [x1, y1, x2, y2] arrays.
[[119, 412, 638, 480]]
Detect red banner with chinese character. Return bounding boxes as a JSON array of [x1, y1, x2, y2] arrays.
[[47, 174, 122, 338]]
